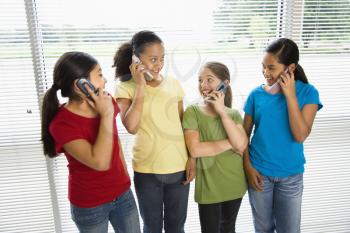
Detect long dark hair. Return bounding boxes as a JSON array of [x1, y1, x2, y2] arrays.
[[266, 38, 308, 83], [204, 62, 233, 108], [41, 51, 98, 158], [112, 30, 162, 81]]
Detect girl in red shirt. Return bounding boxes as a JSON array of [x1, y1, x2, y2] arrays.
[[41, 51, 141, 233]]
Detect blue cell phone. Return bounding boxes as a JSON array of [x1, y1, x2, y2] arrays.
[[76, 78, 99, 98], [208, 82, 227, 100], [216, 82, 227, 94]]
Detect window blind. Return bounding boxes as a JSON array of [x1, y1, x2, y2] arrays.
[[0, 0, 55, 232], [0, 0, 349, 232]]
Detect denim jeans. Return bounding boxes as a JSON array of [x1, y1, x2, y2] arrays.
[[71, 188, 141, 233], [198, 198, 242, 233], [134, 171, 190, 233], [248, 173, 303, 233]]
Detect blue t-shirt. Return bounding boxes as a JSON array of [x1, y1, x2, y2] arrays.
[[243, 80, 323, 177]]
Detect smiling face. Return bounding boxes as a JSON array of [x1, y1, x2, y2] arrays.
[[198, 67, 223, 98], [138, 42, 165, 80], [262, 52, 287, 86]]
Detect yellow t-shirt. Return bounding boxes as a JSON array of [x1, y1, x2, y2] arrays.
[[114, 76, 188, 174]]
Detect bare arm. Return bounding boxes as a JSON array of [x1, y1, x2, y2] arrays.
[[243, 114, 263, 191], [286, 98, 318, 142], [178, 100, 184, 122], [116, 61, 148, 134], [207, 91, 247, 155], [63, 90, 115, 171], [219, 112, 248, 155], [242, 114, 254, 169], [117, 86, 144, 134], [184, 129, 232, 158], [118, 137, 129, 177], [280, 71, 318, 142]]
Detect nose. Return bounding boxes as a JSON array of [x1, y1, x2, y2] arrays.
[[155, 60, 164, 69], [200, 80, 208, 89], [263, 68, 269, 76]]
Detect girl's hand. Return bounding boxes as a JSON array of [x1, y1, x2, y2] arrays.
[[85, 87, 114, 117], [245, 165, 264, 192], [129, 62, 147, 87], [280, 70, 296, 98], [205, 91, 226, 114], [183, 157, 196, 185]]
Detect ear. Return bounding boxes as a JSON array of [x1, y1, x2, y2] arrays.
[[288, 63, 296, 73], [224, 79, 230, 85], [73, 79, 80, 92]]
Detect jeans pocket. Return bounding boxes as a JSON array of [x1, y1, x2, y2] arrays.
[[71, 203, 109, 226], [115, 189, 138, 217]]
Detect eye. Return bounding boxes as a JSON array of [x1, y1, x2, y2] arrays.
[[151, 58, 157, 63]]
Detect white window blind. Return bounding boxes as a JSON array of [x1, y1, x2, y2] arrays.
[[0, 0, 55, 232], [0, 0, 349, 232]]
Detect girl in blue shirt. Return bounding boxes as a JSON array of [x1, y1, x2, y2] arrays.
[[243, 38, 322, 233]]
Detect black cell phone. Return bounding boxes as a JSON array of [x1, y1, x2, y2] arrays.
[[76, 78, 99, 98]]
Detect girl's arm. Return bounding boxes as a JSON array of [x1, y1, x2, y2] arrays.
[[218, 111, 248, 156], [243, 114, 263, 191], [280, 73, 318, 142], [207, 91, 248, 155], [178, 100, 184, 121], [63, 90, 115, 171], [117, 87, 144, 134], [184, 129, 232, 158], [116, 62, 147, 134], [285, 96, 318, 142], [118, 137, 129, 177]]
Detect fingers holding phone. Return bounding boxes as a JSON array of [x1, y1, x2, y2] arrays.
[[279, 68, 296, 97], [77, 78, 113, 116], [206, 90, 226, 114], [130, 55, 153, 84], [87, 87, 113, 117]]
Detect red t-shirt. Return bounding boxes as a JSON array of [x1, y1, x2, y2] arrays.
[[49, 100, 130, 208]]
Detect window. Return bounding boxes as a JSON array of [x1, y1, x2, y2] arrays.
[[0, 0, 349, 232]]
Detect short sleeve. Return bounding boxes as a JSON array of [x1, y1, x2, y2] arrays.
[[230, 109, 243, 124], [50, 120, 84, 153], [174, 79, 185, 101], [304, 85, 323, 111], [182, 105, 199, 130], [114, 81, 134, 100], [243, 91, 255, 117]]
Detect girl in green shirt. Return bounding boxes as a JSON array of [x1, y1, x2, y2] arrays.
[[182, 62, 248, 233]]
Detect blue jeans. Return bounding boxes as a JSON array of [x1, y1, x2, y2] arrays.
[[134, 171, 190, 233], [71, 189, 141, 233], [248, 173, 303, 233]]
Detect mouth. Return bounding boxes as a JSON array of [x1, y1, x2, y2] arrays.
[[265, 77, 275, 86], [201, 89, 212, 96]]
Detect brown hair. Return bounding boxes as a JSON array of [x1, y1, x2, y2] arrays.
[[203, 62, 232, 108]]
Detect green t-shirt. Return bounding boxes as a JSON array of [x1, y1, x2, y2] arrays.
[[182, 104, 247, 204]]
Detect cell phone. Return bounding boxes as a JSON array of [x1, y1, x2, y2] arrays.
[[76, 78, 99, 99], [208, 81, 227, 100], [132, 54, 153, 81], [216, 81, 227, 94], [266, 68, 288, 94]]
